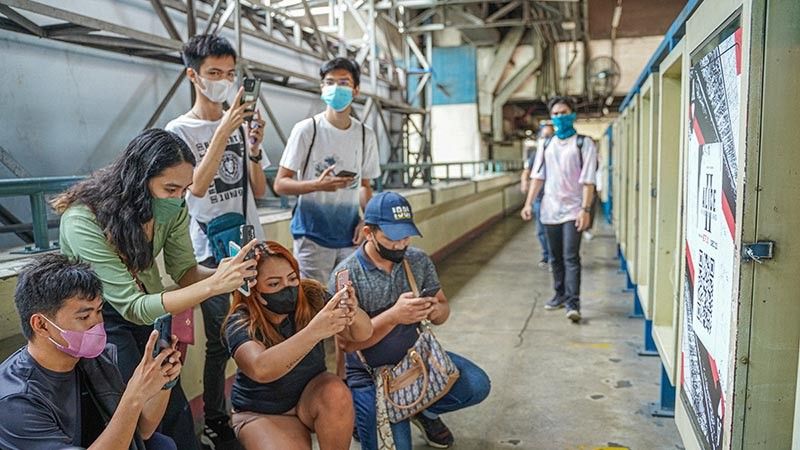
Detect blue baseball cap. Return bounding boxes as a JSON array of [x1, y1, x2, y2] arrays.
[[364, 192, 422, 241]]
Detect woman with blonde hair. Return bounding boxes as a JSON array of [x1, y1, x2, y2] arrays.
[[223, 241, 372, 450]]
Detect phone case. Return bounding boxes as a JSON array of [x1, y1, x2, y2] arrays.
[[152, 314, 172, 358], [229, 241, 251, 296]]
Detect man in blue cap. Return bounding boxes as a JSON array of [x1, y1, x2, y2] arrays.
[[331, 192, 491, 450]]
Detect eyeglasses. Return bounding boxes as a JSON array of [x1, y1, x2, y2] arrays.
[[322, 78, 354, 87]]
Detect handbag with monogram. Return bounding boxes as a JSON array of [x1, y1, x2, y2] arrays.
[[358, 260, 460, 427]]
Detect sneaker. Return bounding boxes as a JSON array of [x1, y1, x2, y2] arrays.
[[201, 417, 239, 450], [411, 414, 454, 449], [565, 304, 582, 322], [584, 231, 594, 241], [544, 295, 566, 310], [537, 259, 549, 270]]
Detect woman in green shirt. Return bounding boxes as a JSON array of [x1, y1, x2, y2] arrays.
[[53, 129, 257, 450]]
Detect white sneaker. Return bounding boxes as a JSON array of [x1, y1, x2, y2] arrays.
[[584, 231, 594, 241]]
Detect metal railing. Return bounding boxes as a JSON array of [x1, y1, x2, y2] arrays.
[[0, 160, 523, 254], [0, 176, 85, 253]]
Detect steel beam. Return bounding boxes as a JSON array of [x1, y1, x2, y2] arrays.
[[492, 44, 542, 141], [149, 0, 182, 41], [301, 0, 332, 59], [144, 71, 187, 130], [0, 4, 43, 36], [485, 0, 520, 23]]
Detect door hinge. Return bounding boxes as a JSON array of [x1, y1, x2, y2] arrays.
[[742, 241, 775, 263]]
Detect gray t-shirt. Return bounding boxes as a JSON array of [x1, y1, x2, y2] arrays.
[[0, 347, 82, 449], [329, 245, 441, 387]]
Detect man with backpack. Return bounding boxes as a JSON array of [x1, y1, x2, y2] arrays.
[[274, 57, 381, 284], [520, 122, 554, 269], [165, 34, 269, 448], [521, 97, 597, 323]]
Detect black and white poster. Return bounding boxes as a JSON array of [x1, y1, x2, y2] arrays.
[[681, 16, 742, 450]]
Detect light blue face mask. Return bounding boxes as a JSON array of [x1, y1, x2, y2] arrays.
[[551, 112, 577, 139], [151, 197, 185, 224], [320, 85, 354, 112]]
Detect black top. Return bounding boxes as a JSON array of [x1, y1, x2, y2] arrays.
[[0, 347, 82, 449], [224, 311, 326, 414]]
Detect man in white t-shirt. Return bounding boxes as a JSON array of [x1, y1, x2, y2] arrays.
[[521, 97, 597, 323], [274, 57, 381, 284], [165, 34, 269, 448]]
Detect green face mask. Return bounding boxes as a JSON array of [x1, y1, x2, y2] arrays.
[[151, 197, 185, 224]]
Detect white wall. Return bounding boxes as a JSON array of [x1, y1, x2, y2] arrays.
[[431, 104, 481, 163]]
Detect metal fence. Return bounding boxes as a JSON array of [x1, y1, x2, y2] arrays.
[[0, 160, 522, 253]]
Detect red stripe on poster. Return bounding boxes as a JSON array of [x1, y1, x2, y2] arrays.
[[708, 353, 720, 384], [686, 241, 695, 284], [722, 191, 736, 239], [692, 116, 706, 146], [735, 27, 743, 75]]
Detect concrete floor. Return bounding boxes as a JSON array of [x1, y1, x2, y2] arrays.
[[0, 213, 685, 450], [364, 215, 684, 450]]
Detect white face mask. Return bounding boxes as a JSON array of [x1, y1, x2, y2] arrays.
[[196, 75, 235, 103]]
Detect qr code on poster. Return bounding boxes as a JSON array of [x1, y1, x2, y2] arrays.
[[697, 249, 715, 333]]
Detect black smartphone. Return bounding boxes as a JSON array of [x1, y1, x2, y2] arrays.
[[239, 224, 257, 295], [420, 286, 440, 298], [241, 77, 261, 121], [335, 170, 357, 178], [152, 314, 178, 389], [152, 314, 172, 358]]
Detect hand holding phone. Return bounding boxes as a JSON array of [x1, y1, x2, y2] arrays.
[[228, 225, 257, 296], [335, 269, 351, 308], [152, 314, 178, 390], [335, 170, 357, 178]]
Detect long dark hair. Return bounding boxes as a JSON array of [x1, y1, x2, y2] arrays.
[[52, 129, 195, 273]]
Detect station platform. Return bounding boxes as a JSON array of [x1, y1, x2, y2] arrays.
[[371, 215, 683, 450]]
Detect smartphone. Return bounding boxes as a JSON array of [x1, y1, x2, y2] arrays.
[[335, 170, 357, 178], [420, 286, 440, 298], [335, 269, 350, 307], [152, 314, 178, 390], [241, 77, 261, 121], [228, 224, 256, 297]]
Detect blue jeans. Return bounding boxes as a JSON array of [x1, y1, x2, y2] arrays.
[[533, 199, 550, 262], [351, 352, 491, 450]]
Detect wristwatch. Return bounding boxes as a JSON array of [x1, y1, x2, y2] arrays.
[[249, 151, 263, 163]]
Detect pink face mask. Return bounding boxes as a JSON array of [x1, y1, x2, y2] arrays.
[[42, 316, 107, 359]]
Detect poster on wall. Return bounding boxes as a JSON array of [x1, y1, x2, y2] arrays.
[[681, 14, 742, 450]]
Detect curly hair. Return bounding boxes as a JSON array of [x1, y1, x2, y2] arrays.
[[52, 129, 195, 274]]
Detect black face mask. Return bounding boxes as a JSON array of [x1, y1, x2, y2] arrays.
[[372, 237, 407, 264], [260, 286, 298, 315]]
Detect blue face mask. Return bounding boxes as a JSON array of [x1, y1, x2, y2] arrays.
[[151, 197, 185, 224], [321, 85, 354, 112], [551, 112, 577, 139]]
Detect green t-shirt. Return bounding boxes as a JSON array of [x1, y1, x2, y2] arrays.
[[59, 204, 197, 325]]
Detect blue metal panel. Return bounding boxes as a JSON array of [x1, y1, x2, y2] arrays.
[[431, 46, 477, 105]]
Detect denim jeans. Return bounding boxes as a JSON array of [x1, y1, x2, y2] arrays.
[[199, 258, 232, 423], [351, 352, 491, 450], [544, 220, 582, 309], [532, 198, 550, 262], [102, 304, 201, 450]]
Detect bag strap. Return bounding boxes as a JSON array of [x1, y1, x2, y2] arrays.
[[402, 259, 419, 297], [537, 134, 587, 175], [301, 118, 318, 178], [238, 126, 249, 220]]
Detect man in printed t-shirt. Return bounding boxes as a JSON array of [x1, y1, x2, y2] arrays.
[[165, 33, 269, 448], [274, 57, 381, 284]]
